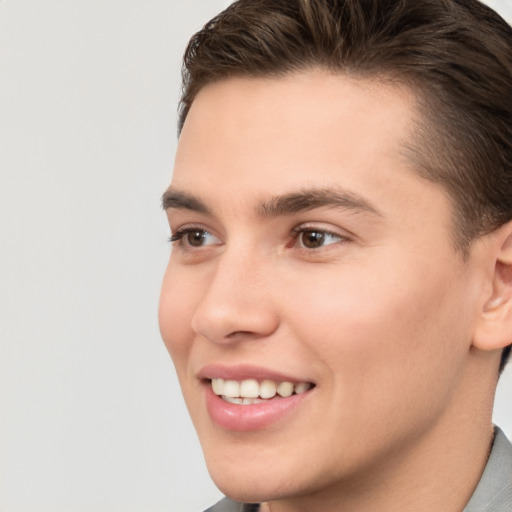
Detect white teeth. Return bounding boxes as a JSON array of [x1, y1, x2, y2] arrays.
[[242, 397, 264, 405], [223, 380, 240, 398], [211, 378, 224, 395], [240, 379, 259, 398], [211, 378, 312, 403], [260, 380, 277, 399], [294, 382, 309, 394], [277, 381, 294, 398], [223, 396, 243, 405]]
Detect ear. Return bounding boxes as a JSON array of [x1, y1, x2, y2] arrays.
[[473, 222, 512, 352]]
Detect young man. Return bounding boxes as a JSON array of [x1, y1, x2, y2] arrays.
[[159, 1, 512, 510]]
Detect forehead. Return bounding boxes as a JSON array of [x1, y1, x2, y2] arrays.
[[174, 71, 417, 187]]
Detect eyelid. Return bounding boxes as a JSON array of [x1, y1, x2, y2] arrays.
[[291, 222, 352, 239], [170, 221, 214, 238]]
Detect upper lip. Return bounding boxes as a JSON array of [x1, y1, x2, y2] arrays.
[[197, 363, 314, 384]]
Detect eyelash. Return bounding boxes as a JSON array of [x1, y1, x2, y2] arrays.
[[169, 225, 348, 250], [169, 227, 215, 245], [169, 228, 193, 243]]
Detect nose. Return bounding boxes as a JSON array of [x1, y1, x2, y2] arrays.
[[190, 248, 279, 344]]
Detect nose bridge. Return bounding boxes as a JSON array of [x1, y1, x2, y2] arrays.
[[191, 242, 278, 343]]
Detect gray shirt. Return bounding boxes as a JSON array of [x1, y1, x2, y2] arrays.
[[463, 427, 512, 512], [205, 427, 512, 512]]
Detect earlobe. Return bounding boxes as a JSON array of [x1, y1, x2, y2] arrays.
[[473, 226, 512, 352]]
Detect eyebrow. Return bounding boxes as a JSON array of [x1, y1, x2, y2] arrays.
[[161, 189, 211, 214], [162, 187, 382, 218], [257, 187, 382, 218]]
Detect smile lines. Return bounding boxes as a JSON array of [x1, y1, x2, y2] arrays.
[[211, 378, 313, 404]]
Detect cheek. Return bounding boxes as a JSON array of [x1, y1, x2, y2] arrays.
[[158, 263, 198, 367], [282, 256, 471, 410]]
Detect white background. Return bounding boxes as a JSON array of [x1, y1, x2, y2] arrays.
[[1, 1, 511, 511]]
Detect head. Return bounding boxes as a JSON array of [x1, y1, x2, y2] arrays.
[[160, 0, 512, 506]]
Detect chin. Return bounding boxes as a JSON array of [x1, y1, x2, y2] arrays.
[[204, 449, 302, 504], [211, 473, 292, 505]]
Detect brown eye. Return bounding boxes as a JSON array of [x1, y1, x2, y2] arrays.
[[300, 230, 325, 248], [170, 228, 221, 248], [294, 228, 344, 249], [186, 230, 207, 247]]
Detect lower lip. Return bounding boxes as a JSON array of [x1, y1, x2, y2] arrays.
[[204, 383, 312, 431]]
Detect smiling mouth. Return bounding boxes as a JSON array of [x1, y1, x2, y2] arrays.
[[210, 378, 314, 405]]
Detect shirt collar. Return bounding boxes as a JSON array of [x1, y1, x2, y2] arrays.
[[464, 427, 512, 512]]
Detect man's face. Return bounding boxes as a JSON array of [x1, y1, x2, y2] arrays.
[[159, 72, 483, 502]]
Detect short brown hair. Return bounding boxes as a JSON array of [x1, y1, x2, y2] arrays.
[[178, 0, 512, 371]]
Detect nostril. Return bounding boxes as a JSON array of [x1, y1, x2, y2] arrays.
[[226, 330, 261, 339]]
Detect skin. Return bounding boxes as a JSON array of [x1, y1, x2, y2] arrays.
[[159, 71, 509, 512]]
